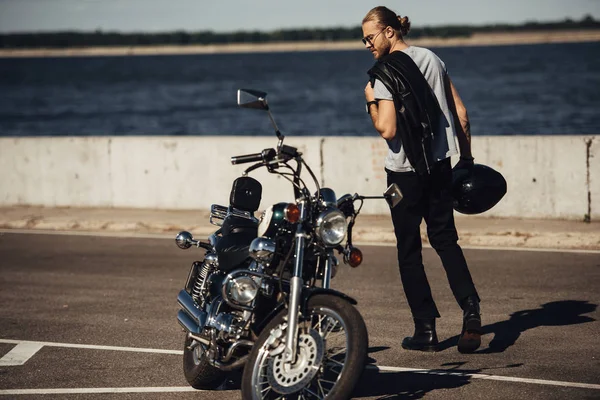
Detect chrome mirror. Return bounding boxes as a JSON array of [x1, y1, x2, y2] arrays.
[[237, 88, 284, 145], [384, 183, 403, 208], [175, 231, 194, 249], [237, 89, 269, 110]]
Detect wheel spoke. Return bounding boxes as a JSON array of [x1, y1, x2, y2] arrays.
[[315, 314, 327, 336], [324, 328, 345, 342], [260, 385, 272, 399], [317, 378, 330, 397], [324, 358, 344, 377], [303, 385, 322, 399], [323, 318, 339, 338], [328, 344, 347, 357], [325, 358, 344, 374], [318, 377, 337, 386]]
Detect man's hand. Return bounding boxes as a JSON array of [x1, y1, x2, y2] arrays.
[[365, 81, 375, 102]]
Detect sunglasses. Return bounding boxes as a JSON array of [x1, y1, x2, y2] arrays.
[[361, 27, 387, 46]]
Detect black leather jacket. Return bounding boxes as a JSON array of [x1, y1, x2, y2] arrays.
[[367, 51, 442, 176]]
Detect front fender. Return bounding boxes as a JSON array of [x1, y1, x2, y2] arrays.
[[300, 287, 358, 310], [252, 287, 358, 334]]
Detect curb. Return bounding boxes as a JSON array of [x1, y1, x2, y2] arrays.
[[2, 220, 599, 251]]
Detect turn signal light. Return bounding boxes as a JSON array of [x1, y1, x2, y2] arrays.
[[284, 203, 301, 223], [347, 247, 363, 268]]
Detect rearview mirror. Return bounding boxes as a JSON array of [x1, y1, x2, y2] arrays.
[[237, 89, 269, 110], [384, 183, 403, 208]]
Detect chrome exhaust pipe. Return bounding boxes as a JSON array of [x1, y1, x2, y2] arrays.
[[177, 310, 201, 334], [221, 340, 254, 362], [177, 289, 207, 330]]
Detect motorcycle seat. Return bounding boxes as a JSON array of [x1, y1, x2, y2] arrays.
[[215, 232, 256, 271], [221, 215, 258, 236], [216, 215, 258, 271]]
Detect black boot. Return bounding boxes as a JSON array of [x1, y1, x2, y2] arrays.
[[402, 318, 439, 352], [458, 296, 482, 354]]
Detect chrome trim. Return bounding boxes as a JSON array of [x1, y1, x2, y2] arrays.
[[249, 237, 276, 262], [210, 204, 227, 226], [323, 254, 333, 289], [210, 204, 260, 227], [206, 297, 225, 329], [177, 289, 208, 330], [210, 354, 249, 372], [221, 340, 254, 363], [186, 332, 211, 347], [177, 310, 201, 334], [175, 231, 194, 249], [205, 253, 218, 266], [284, 276, 303, 362], [221, 269, 269, 310], [284, 199, 307, 362], [229, 206, 258, 222], [213, 312, 236, 334]]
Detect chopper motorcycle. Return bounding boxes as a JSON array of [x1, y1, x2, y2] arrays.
[[174, 89, 402, 399]]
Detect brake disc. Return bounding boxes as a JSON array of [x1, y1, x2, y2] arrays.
[[266, 329, 325, 395]]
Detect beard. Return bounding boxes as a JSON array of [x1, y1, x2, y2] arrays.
[[375, 38, 393, 60]]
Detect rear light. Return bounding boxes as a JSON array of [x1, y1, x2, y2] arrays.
[[284, 203, 300, 223], [347, 247, 363, 268]]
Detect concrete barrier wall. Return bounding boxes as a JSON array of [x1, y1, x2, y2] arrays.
[[0, 135, 597, 220]]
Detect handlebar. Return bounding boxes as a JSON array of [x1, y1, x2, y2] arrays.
[[231, 148, 276, 165], [231, 152, 262, 165]]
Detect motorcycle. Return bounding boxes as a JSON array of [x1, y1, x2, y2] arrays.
[[174, 89, 403, 399]]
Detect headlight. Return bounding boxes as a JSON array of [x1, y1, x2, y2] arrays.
[[315, 209, 347, 246], [226, 275, 259, 304]]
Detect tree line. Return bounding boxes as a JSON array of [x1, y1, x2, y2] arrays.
[[1, 16, 598, 49]]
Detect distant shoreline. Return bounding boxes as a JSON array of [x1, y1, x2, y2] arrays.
[[1, 29, 599, 58]]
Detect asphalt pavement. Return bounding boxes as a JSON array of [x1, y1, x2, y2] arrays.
[[0, 232, 599, 399]]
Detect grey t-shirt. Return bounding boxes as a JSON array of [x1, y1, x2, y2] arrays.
[[374, 46, 459, 172]]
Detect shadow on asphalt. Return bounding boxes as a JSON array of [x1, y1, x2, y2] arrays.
[[436, 300, 597, 353], [366, 346, 391, 364], [354, 362, 524, 399]]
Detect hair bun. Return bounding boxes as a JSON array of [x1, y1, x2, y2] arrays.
[[398, 15, 411, 36]]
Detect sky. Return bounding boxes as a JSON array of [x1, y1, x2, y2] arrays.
[[1, 0, 599, 34]]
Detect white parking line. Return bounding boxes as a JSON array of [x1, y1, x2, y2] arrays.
[[0, 339, 182, 356], [369, 365, 600, 390], [0, 387, 198, 395], [0, 342, 44, 366], [0, 338, 599, 395]]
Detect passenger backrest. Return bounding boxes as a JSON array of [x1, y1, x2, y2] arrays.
[[229, 176, 262, 212]]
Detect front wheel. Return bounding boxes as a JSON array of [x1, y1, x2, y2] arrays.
[[241, 294, 368, 399]]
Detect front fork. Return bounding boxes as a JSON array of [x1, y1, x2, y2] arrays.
[[283, 199, 336, 363], [283, 199, 306, 363]]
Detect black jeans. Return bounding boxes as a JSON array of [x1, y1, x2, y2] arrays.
[[386, 158, 479, 319]]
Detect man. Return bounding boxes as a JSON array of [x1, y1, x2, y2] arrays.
[[362, 6, 482, 353]]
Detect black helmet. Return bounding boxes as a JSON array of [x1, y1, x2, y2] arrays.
[[452, 164, 507, 215]]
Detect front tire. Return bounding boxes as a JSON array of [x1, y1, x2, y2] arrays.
[[241, 294, 368, 399], [183, 336, 227, 390]]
